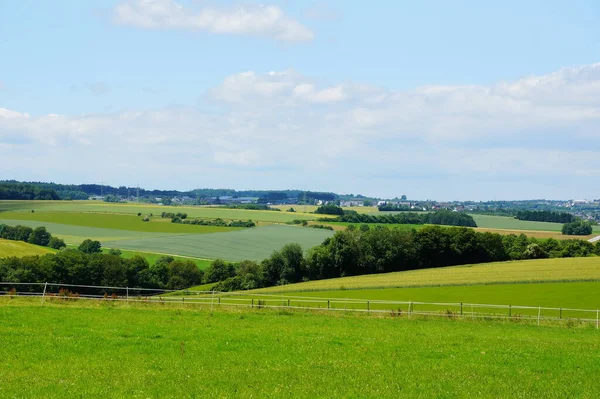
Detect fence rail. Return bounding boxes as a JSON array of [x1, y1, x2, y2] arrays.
[[1, 282, 598, 328]]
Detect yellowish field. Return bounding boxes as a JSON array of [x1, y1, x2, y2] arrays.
[[474, 227, 596, 241], [0, 239, 55, 258], [250, 257, 600, 293]]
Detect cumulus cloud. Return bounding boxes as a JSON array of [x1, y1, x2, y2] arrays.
[[113, 0, 314, 42], [2, 64, 600, 199]]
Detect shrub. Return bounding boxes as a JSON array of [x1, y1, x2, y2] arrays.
[[28, 226, 52, 246], [78, 239, 102, 254], [562, 220, 593, 236], [142, 216, 150, 222], [48, 237, 66, 250], [137, 212, 142, 217]]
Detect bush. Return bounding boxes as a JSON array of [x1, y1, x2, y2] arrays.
[[48, 237, 66, 250], [78, 239, 102, 254], [142, 216, 150, 222], [28, 226, 52, 246], [314, 204, 344, 215], [562, 221, 593, 236], [137, 212, 142, 217]]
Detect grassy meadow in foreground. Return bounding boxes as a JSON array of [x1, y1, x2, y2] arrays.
[[1, 300, 599, 398], [0, 239, 55, 258]]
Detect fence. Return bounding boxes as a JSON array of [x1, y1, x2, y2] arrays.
[[1, 282, 599, 328]]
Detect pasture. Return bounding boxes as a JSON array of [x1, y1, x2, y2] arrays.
[[0, 301, 599, 398], [0, 201, 319, 223], [251, 257, 600, 293], [106, 225, 334, 261], [0, 239, 55, 258], [471, 214, 600, 234]]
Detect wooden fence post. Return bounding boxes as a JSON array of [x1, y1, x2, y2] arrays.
[[41, 282, 48, 306]]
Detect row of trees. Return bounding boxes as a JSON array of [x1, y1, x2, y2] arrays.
[[515, 210, 576, 223], [0, 183, 60, 200], [0, 224, 66, 249], [332, 210, 477, 227], [210, 226, 600, 291], [377, 204, 412, 212], [173, 218, 256, 228], [0, 251, 202, 292], [221, 204, 280, 211]]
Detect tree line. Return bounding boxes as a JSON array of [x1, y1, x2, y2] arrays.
[[2, 224, 600, 294], [0, 183, 60, 201], [515, 210, 576, 223], [0, 224, 66, 249], [210, 225, 600, 291], [329, 209, 477, 227]]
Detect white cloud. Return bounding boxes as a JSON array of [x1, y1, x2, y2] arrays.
[[113, 0, 314, 42], [2, 64, 600, 199]]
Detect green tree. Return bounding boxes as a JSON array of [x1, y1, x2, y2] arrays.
[[78, 239, 102, 254], [48, 237, 66, 250], [28, 227, 52, 246]]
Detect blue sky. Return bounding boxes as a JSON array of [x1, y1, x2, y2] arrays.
[[1, 0, 600, 200]]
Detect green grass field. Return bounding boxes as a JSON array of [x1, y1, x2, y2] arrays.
[[0, 211, 242, 234], [251, 257, 600, 293], [0, 301, 599, 398], [0, 239, 55, 258], [471, 214, 600, 233], [106, 225, 334, 261], [0, 201, 320, 223]]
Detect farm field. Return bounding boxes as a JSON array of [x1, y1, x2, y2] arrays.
[[0, 239, 55, 258], [1, 301, 599, 398], [106, 225, 334, 261], [473, 227, 597, 240], [0, 219, 174, 244], [0, 201, 320, 223], [0, 212, 242, 234], [251, 257, 600, 293], [268, 281, 600, 310], [471, 214, 600, 234]]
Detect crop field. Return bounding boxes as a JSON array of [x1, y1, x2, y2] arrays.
[[101, 248, 213, 270], [473, 227, 597, 240], [0, 201, 320, 223], [0, 219, 175, 244], [0, 239, 55, 258], [0, 212, 242, 234], [0, 301, 599, 398], [251, 257, 600, 293], [106, 225, 334, 261]]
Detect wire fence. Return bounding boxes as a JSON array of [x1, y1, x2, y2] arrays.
[[1, 281, 599, 328]]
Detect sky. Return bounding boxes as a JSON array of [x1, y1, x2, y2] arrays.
[[1, 0, 600, 201]]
